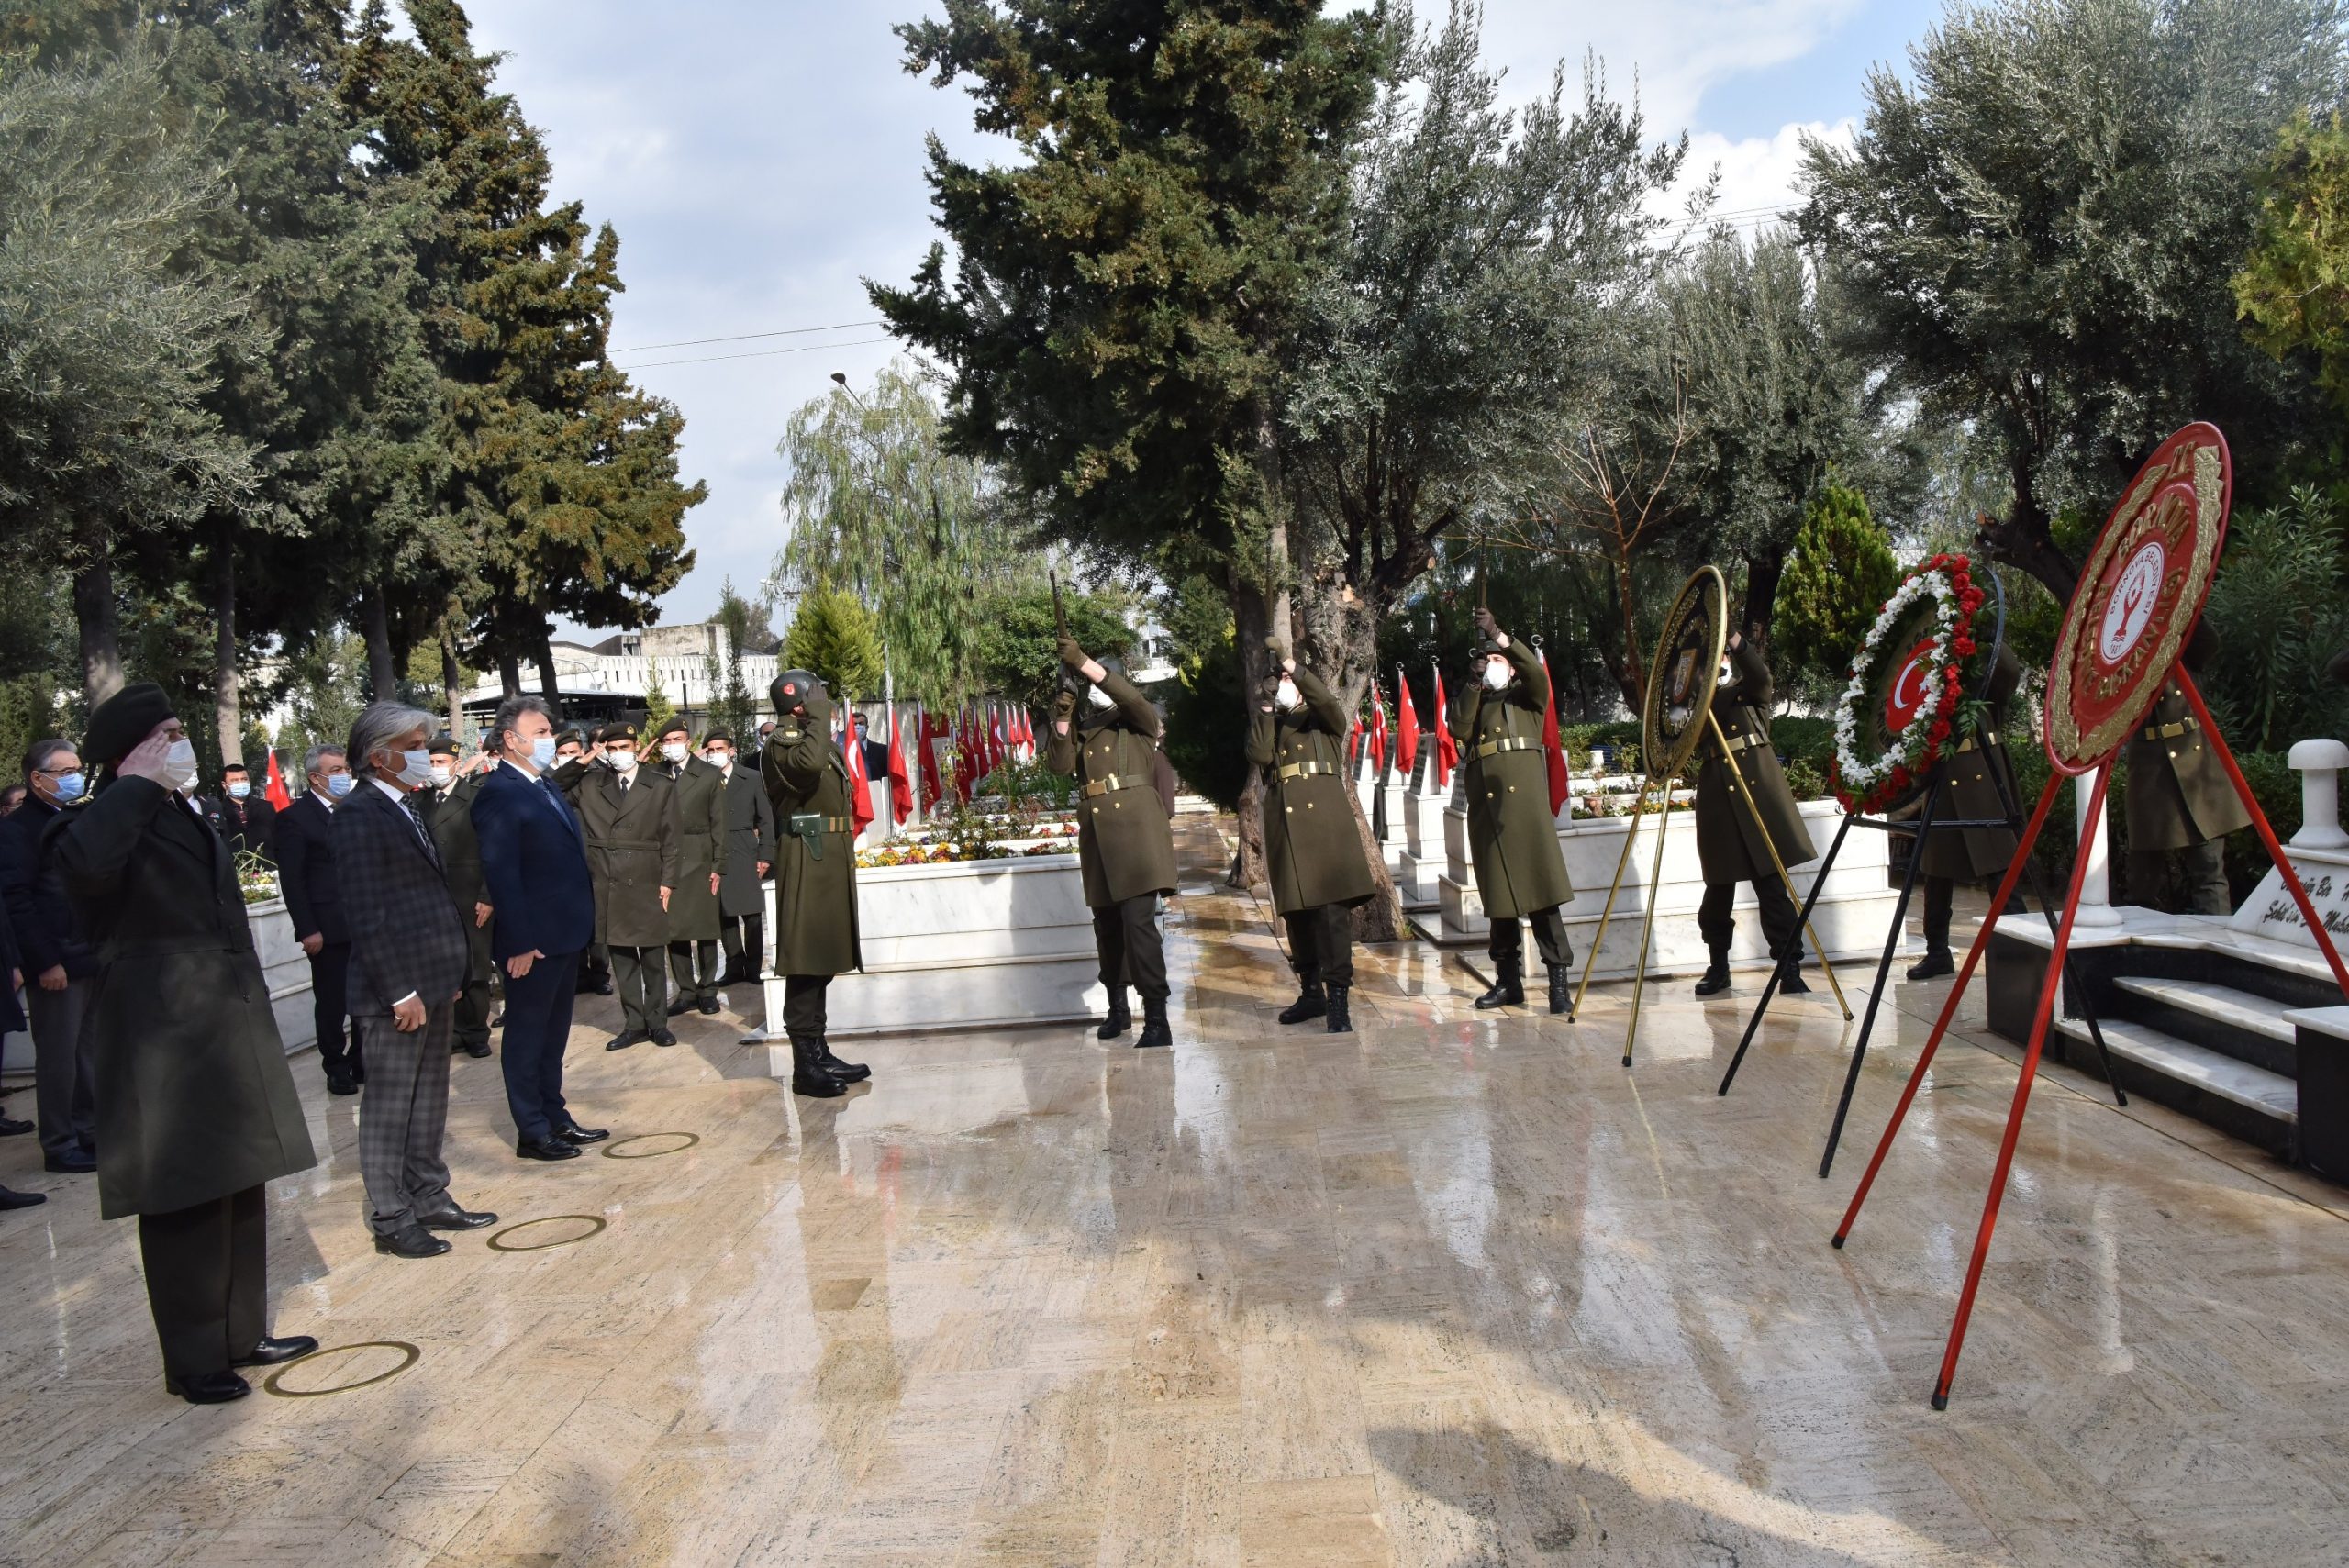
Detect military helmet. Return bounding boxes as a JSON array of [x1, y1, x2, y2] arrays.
[[770, 669, 826, 716]]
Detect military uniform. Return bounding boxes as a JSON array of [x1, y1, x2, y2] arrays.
[[1693, 638, 1815, 994], [1046, 648, 1178, 1048], [1247, 664, 1375, 1030], [1450, 629, 1575, 1012], [1910, 645, 2025, 976], [422, 762, 497, 1055], [2123, 680, 2249, 916], [573, 731, 680, 1045], [716, 750, 775, 984], [653, 734, 728, 1012], [761, 675, 868, 1096], [548, 740, 612, 995]]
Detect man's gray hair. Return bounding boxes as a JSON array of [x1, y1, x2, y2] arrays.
[[491, 695, 555, 753], [303, 742, 346, 778], [347, 702, 436, 778], [22, 738, 73, 782]]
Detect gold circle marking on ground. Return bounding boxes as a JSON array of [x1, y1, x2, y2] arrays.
[[601, 1131, 700, 1161], [485, 1214, 608, 1252], [262, 1340, 420, 1398]]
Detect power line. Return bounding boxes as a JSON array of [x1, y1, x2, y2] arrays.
[[624, 335, 899, 371], [610, 318, 886, 355]]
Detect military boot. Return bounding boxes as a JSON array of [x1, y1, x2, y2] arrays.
[[1134, 995, 1172, 1050], [1097, 986, 1132, 1040], [1325, 985, 1353, 1034], [1906, 949, 1954, 981], [1693, 949, 1731, 997], [1474, 955, 1523, 1010], [790, 1038, 845, 1098], [1548, 963, 1572, 1017], [1278, 978, 1327, 1025], [814, 1035, 870, 1083]]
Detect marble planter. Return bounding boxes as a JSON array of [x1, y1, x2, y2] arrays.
[[1415, 799, 1906, 981], [761, 854, 1107, 1040]]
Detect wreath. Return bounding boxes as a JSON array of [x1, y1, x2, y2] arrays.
[[1831, 552, 1987, 814]]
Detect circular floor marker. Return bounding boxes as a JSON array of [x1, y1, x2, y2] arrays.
[[485, 1214, 608, 1252], [262, 1340, 419, 1398], [601, 1131, 700, 1161]]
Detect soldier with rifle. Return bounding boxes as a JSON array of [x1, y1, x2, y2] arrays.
[[1248, 645, 1375, 1033], [762, 671, 871, 1097], [1691, 621, 1813, 997]]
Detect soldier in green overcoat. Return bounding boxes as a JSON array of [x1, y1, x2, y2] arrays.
[[650, 717, 728, 1015], [1046, 636, 1179, 1049], [1692, 628, 1816, 997], [2123, 668, 2250, 917], [420, 737, 496, 1056], [1247, 652, 1376, 1032], [1450, 608, 1576, 1014], [573, 724, 679, 1050], [1909, 643, 2025, 978], [762, 670, 870, 1097], [550, 728, 613, 996]]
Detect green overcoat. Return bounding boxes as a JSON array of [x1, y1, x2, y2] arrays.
[[1450, 638, 1574, 918], [1247, 666, 1375, 917], [2124, 682, 2251, 851], [575, 764, 681, 950], [425, 768, 493, 979], [1916, 644, 2024, 880], [1047, 673, 1178, 908], [51, 777, 317, 1221], [659, 755, 727, 941], [762, 700, 863, 976], [1695, 640, 1817, 884]]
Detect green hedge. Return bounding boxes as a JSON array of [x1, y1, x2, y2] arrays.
[[2008, 733, 2300, 906]]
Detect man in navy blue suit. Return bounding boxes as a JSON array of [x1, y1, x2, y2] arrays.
[[470, 696, 605, 1161]]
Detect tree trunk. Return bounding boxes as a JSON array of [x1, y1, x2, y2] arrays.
[[440, 623, 464, 742], [360, 589, 397, 700], [497, 648, 522, 700], [1742, 546, 1786, 643], [534, 636, 562, 705], [213, 546, 243, 767], [1611, 546, 1645, 713], [1228, 574, 1275, 892], [72, 513, 124, 710]]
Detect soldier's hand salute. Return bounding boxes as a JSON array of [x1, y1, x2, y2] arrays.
[[1247, 648, 1375, 1033], [1453, 617, 1576, 1012]]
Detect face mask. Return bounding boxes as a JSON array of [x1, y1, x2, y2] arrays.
[[325, 772, 354, 799], [395, 749, 434, 788], [1085, 685, 1115, 711], [528, 735, 559, 770], [51, 772, 85, 804], [159, 739, 200, 794], [227, 781, 250, 799], [662, 740, 687, 763], [1275, 679, 1301, 711], [706, 751, 729, 770], [609, 751, 639, 773], [1482, 661, 1510, 692], [428, 764, 453, 788], [1719, 658, 1735, 687]]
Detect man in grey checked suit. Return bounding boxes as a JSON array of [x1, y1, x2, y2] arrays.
[[339, 703, 499, 1258]]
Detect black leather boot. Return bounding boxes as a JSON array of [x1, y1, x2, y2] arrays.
[[1694, 947, 1731, 996], [1097, 986, 1131, 1040], [815, 1035, 870, 1083], [790, 1038, 845, 1097], [1324, 985, 1353, 1033], [1778, 963, 1811, 995], [1278, 978, 1327, 1025], [1906, 949, 1954, 981], [1547, 963, 1571, 1015], [1474, 955, 1523, 1010], [1134, 995, 1172, 1049]]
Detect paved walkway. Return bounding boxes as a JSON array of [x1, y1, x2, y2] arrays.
[[2, 817, 2345, 1566]]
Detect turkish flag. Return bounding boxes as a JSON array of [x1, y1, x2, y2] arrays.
[[1431, 664, 1457, 789], [1540, 646, 1571, 816], [1394, 667, 1420, 780], [955, 707, 977, 803], [263, 748, 292, 811], [887, 707, 912, 824], [1368, 682, 1389, 777], [918, 707, 943, 805], [841, 710, 874, 835]]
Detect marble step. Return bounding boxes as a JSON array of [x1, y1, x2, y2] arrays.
[[2110, 974, 2298, 1075], [2053, 1014, 2297, 1155]]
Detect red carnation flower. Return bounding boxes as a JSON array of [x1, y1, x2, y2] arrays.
[[1929, 718, 1952, 744]]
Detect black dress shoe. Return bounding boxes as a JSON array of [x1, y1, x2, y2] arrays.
[[667, 996, 693, 1016], [556, 1119, 609, 1145], [607, 1029, 644, 1051], [416, 1204, 498, 1230], [1906, 950, 1955, 981], [696, 997, 722, 1015], [166, 1370, 250, 1404], [517, 1135, 582, 1162], [234, 1334, 319, 1367], [1692, 964, 1731, 997], [463, 1041, 493, 1059], [0, 1116, 31, 1137], [43, 1150, 95, 1173], [650, 1029, 678, 1048], [0, 1184, 46, 1209], [325, 1071, 358, 1096], [374, 1224, 451, 1258]]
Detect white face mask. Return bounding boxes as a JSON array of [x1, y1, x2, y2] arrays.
[[394, 749, 434, 788], [226, 781, 250, 799], [1275, 679, 1301, 710], [526, 735, 557, 771], [661, 740, 687, 764], [705, 751, 730, 771], [159, 738, 199, 794], [1085, 685, 1116, 711], [1482, 660, 1510, 692], [428, 764, 453, 788], [609, 751, 639, 773]]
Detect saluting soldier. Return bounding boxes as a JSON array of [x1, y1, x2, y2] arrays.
[[1907, 644, 2024, 979], [1247, 650, 1375, 1032], [1451, 607, 1575, 1014], [550, 728, 614, 997], [1047, 637, 1178, 1049], [1693, 624, 1815, 997], [761, 671, 869, 1097], [651, 717, 728, 1015], [704, 730, 774, 985], [420, 735, 496, 1057], [574, 724, 679, 1051], [2124, 670, 2249, 917]]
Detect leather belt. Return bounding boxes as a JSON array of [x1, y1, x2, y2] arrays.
[[2143, 717, 2199, 741], [1473, 738, 1541, 761], [1083, 774, 1146, 799], [1277, 761, 1337, 782], [1720, 731, 1763, 755], [786, 813, 852, 833]]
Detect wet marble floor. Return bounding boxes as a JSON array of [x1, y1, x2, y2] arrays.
[[4, 817, 2348, 1567]]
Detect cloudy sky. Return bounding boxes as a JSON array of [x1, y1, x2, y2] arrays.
[[458, 0, 1943, 635]]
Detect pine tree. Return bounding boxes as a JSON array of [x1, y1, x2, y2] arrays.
[[640, 675, 676, 740], [1777, 482, 1901, 690], [783, 583, 884, 701]]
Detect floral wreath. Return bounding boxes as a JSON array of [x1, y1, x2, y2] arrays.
[[1831, 552, 1987, 814]]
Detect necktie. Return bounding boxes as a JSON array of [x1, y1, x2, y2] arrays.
[[399, 794, 438, 861]]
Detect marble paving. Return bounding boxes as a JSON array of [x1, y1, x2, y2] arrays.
[[3, 817, 2347, 1566]]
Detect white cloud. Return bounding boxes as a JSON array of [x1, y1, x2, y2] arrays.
[[1653, 117, 1856, 240]]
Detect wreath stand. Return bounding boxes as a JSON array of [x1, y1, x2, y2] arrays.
[[1829, 424, 2349, 1409]]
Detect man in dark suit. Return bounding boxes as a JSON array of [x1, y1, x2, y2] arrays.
[[198, 762, 276, 864], [2, 739, 99, 1171], [275, 744, 363, 1094], [707, 731, 774, 984], [420, 736, 495, 1058], [0, 900, 40, 1208], [575, 723, 678, 1050], [471, 696, 604, 1161], [339, 704, 499, 1258], [651, 717, 726, 1016]]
